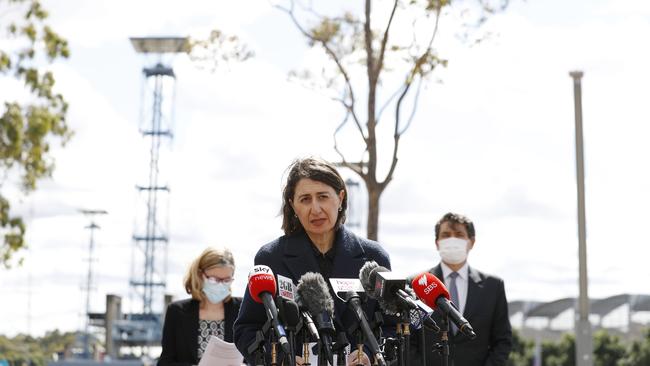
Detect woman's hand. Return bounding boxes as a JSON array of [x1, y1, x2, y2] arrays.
[[346, 350, 371, 366], [294, 356, 306, 366]]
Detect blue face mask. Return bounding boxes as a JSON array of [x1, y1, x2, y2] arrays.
[[202, 282, 230, 304]]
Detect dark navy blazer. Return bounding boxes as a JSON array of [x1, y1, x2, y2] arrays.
[[233, 226, 391, 363]]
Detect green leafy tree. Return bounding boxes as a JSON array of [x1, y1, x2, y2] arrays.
[[542, 333, 575, 366], [592, 329, 626, 366], [276, 0, 508, 239], [188, 29, 254, 73], [0, 0, 70, 267], [620, 328, 650, 366], [0, 330, 76, 366], [507, 329, 535, 366]]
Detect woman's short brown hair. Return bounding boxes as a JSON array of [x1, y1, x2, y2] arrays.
[[184, 247, 235, 302], [281, 157, 348, 235]]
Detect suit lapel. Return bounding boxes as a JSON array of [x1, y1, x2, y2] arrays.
[[330, 229, 367, 319], [331, 229, 366, 278], [463, 266, 483, 320], [282, 231, 321, 281], [449, 266, 483, 342], [430, 265, 443, 281]]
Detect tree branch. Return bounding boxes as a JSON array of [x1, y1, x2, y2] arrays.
[[376, 84, 405, 126], [363, 0, 375, 83], [276, 1, 367, 141], [375, 0, 399, 78], [333, 100, 366, 178], [381, 8, 443, 188], [380, 74, 412, 189], [399, 76, 424, 135]]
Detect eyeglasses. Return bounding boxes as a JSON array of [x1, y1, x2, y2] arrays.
[[202, 272, 234, 285]]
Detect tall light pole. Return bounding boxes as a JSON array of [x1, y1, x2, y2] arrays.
[[570, 70, 593, 366]]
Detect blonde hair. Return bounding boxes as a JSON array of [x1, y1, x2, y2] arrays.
[[184, 247, 235, 302]]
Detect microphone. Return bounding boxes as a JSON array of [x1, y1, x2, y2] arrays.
[[278, 298, 300, 366], [359, 261, 408, 315], [277, 273, 319, 341], [411, 272, 476, 339], [341, 291, 387, 366], [296, 272, 335, 366], [359, 262, 440, 331], [247, 265, 291, 353], [279, 298, 302, 332], [301, 310, 320, 341]]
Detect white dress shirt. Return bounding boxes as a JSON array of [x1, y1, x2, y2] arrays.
[[440, 262, 469, 315]]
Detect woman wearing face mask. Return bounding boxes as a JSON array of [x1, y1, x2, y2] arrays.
[[158, 247, 242, 366]]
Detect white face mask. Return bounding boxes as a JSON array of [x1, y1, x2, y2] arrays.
[[202, 282, 230, 304], [437, 237, 470, 265]]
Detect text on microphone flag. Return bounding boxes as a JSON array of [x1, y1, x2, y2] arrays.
[[277, 274, 296, 301]]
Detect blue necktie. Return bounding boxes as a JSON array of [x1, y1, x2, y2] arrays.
[[448, 272, 459, 335]]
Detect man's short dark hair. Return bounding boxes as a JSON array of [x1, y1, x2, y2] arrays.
[[435, 212, 475, 240]]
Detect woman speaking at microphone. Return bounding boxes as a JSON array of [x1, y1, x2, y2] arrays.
[[234, 157, 391, 366], [158, 247, 242, 366]]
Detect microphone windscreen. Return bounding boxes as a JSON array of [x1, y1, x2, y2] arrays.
[[295, 272, 334, 315], [411, 272, 450, 309], [247, 265, 277, 303], [359, 261, 380, 294]]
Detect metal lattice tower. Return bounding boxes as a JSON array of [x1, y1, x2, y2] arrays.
[[129, 37, 187, 316], [80, 208, 107, 358]]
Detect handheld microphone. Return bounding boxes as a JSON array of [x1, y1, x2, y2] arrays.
[[279, 298, 302, 332], [301, 310, 320, 341], [341, 291, 387, 366], [296, 272, 335, 366], [247, 265, 291, 353], [278, 298, 300, 366], [411, 272, 476, 339]]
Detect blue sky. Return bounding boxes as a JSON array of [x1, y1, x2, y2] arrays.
[[1, 0, 650, 336]]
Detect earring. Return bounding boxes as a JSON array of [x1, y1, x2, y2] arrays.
[[294, 214, 298, 218], [338, 206, 342, 212]]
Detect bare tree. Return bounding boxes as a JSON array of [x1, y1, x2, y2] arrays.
[[277, 0, 507, 240]]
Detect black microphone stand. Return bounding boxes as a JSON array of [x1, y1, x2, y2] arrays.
[[332, 332, 350, 366], [370, 311, 385, 366], [271, 330, 279, 366], [302, 330, 312, 366], [317, 344, 327, 366], [285, 323, 298, 366], [354, 331, 365, 366], [344, 317, 364, 366], [247, 318, 272, 366], [280, 300, 299, 366], [432, 315, 450, 366], [396, 310, 411, 366]]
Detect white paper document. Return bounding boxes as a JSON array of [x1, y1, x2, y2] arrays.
[[198, 336, 244, 366]]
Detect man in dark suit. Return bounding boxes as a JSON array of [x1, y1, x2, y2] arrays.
[[412, 212, 512, 366]]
